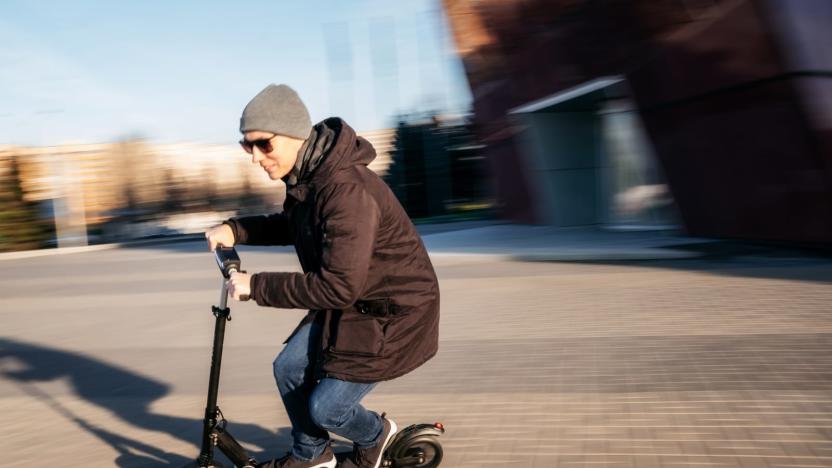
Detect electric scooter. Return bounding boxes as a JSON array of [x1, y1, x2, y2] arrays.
[[184, 246, 445, 468]]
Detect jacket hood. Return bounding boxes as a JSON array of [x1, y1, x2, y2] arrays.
[[305, 118, 376, 186]]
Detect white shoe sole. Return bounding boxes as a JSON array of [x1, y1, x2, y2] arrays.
[[372, 419, 398, 468], [313, 455, 336, 468]]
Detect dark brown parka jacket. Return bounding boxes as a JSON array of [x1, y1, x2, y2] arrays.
[[225, 118, 439, 383]]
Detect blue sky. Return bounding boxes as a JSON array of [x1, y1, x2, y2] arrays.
[[0, 0, 472, 146]]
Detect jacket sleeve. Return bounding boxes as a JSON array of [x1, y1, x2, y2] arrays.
[[223, 212, 292, 246], [249, 183, 379, 309]]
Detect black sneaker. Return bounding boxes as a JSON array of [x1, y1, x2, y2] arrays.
[[339, 414, 398, 468], [257, 445, 336, 468]]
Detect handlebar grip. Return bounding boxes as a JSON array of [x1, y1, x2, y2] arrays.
[[228, 268, 251, 302], [238, 269, 250, 301]]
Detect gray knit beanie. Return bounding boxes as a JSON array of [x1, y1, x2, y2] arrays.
[[239, 84, 312, 139]]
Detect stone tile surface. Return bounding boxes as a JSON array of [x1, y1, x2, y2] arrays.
[[1, 241, 831, 467]]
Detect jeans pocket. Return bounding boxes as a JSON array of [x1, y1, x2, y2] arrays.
[[330, 312, 385, 357]]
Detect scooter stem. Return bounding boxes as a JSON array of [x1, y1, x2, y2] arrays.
[[197, 277, 233, 466], [218, 274, 231, 309]]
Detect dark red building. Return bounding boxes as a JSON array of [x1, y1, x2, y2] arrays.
[[443, 0, 832, 244]]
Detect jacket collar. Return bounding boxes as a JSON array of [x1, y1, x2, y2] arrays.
[[286, 182, 312, 203]]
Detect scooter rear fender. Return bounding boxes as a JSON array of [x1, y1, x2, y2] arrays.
[[390, 423, 445, 445]]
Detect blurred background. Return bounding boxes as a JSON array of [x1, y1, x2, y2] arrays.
[[3, 2, 832, 468], [0, 0, 481, 251], [4, 0, 830, 252]]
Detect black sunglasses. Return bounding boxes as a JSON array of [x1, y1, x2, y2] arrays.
[[239, 136, 275, 154]]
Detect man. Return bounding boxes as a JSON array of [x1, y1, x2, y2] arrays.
[[205, 84, 440, 468]]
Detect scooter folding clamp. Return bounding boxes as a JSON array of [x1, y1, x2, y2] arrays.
[[212, 305, 231, 321]]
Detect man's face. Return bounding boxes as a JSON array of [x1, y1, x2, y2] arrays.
[[241, 131, 299, 180]]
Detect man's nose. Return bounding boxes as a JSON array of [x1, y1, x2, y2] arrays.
[[251, 148, 264, 164]]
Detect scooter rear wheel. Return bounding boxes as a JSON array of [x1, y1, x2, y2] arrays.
[[389, 436, 443, 468]]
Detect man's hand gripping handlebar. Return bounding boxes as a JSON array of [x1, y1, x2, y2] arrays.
[[214, 246, 251, 302]]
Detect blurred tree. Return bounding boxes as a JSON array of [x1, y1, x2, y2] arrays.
[[238, 172, 255, 207], [0, 155, 48, 252], [160, 168, 187, 214], [385, 114, 491, 220], [194, 167, 219, 212], [235, 172, 266, 215], [112, 139, 162, 214]]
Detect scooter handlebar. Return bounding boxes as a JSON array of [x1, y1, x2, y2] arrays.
[[214, 246, 242, 279]]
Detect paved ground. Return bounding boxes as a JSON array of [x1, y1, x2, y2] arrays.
[[1, 235, 832, 467]]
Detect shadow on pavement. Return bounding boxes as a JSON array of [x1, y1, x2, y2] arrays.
[[0, 337, 293, 467], [582, 243, 832, 284]]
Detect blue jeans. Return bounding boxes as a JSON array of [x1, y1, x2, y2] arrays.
[[273, 321, 383, 461]]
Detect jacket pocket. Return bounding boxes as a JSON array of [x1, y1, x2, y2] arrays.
[[330, 310, 385, 357]]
